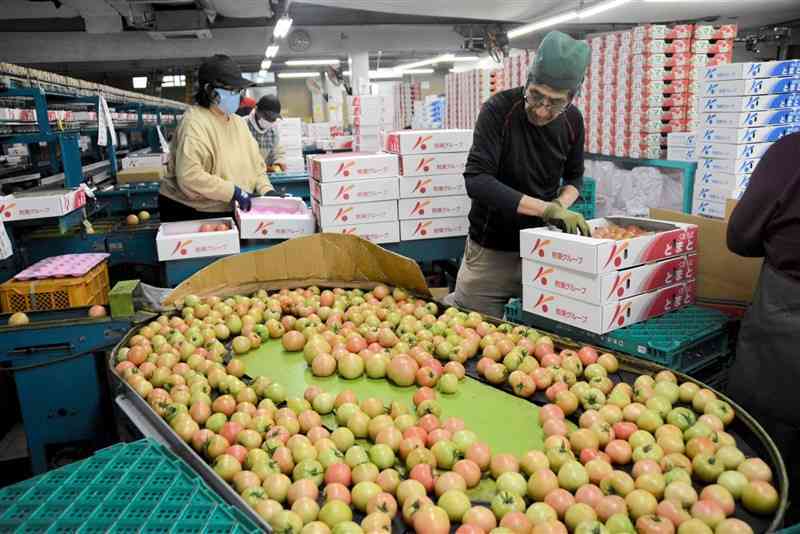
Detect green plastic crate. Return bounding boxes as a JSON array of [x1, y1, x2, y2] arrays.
[[0, 439, 261, 534], [562, 176, 596, 219], [505, 299, 730, 373]]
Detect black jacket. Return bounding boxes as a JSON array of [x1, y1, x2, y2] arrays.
[[464, 87, 585, 252]]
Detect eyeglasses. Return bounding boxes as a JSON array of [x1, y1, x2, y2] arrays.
[[524, 89, 569, 115], [217, 85, 245, 96]]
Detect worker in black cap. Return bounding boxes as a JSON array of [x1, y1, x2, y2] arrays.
[[446, 31, 591, 318], [247, 95, 286, 173], [159, 54, 275, 222]]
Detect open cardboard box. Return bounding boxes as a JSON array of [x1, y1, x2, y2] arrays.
[[156, 217, 240, 261], [1, 188, 87, 221], [520, 216, 698, 275], [164, 233, 430, 304], [236, 197, 315, 240]]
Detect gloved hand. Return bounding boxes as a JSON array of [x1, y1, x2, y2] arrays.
[[233, 186, 252, 212], [542, 200, 591, 236]]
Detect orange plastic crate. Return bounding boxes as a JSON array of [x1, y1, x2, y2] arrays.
[[0, 261, 110, 313]]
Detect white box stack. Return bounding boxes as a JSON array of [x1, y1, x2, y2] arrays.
[[519, 217, 699, 334], [693, 59, 800, 218], [276, 118, 304, 172], [666, 132, 697, 162], [349, 96, 384, 152], [308, 152, 401, 244], [386, 129, 472, 241]]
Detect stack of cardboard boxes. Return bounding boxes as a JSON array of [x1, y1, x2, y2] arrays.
[[349, 95, 394, 152], [387, 130, 472, 241], [411, 96, 445, 130], [276, 118, 304, 172], [692, 59, 800, 218], [519, 217, 698, 334], [666, 132, 697, 162], [309, 152, 401, 244], [576, 24, 736, 159]]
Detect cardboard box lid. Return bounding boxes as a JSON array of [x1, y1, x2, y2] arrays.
[[650, 208, 762, 306], [165, 233, 431, 304]]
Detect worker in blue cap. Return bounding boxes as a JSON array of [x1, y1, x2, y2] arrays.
[[446, 31, 591, 318]]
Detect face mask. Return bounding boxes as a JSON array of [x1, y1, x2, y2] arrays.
[[257, 117, 274, 129], [215, 88, 241, 115]]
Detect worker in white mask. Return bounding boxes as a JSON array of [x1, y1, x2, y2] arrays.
[[247, 95, 286, 173], [159, 55, 274, 222]]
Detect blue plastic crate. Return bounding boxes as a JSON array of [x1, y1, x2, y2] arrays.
[[505, 299, 730, 373]]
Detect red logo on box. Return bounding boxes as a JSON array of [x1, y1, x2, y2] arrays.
[[336, 185, 354, 200], [411, 200, 431, 216], [334, 207, 354, 222], [532, 266, 554, 286], [413, 221, 432, 237], [255, 221, 274, 236], [532, 293, 556, 314], [412, 135, 433, 151], [609, 302, 632, 328], [413, 179, 432, 194], [0, 203, 16, 219], [529, 238, 551, 258], [415, 158, 435, 173], [335, 161, 356, 177], [171, 240, 192, 257]]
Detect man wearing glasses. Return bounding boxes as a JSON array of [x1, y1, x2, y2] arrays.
[[447, 31, 591, 318], [159, 55, 275, 222]]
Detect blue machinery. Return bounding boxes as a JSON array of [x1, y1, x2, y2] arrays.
[[0, 308, 141, 473]]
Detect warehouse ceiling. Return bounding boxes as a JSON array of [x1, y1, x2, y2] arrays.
[[1, 0, 799, 82]]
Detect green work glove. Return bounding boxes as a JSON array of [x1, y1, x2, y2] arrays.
[[542, 200, 591, 236]]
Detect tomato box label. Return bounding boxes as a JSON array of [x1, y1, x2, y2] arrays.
[[701, 125, 800, 144], [699, 109, 800, 128], [702, 60, 800, 81], [701, 77, 800, 97], [156, 217, 240, 261], [397, 195, 471, 220], [2, 188, 87, 222], [312, 199, 398, 227], [398, 174, 466, 198], [522, 282, 689, 334], [695, 169, 751, 191], [400, 216, 469, 241], [385, 129, 473, 154], [699, 156, 760, 175], [310, 177, 399, 205], [701, 94, 800, 113], [400, 153, 468, 177], [692, 198, 727, 219], [320, 221, 399, 244], [522, 255, 690, 305], [309, 152, 399, 183], [519, 217, 696, 275]]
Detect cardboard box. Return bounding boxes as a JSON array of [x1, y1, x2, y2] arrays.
[[702, 60, 800, 81], [633, 24, 694, 40], [667, 132, 696, 146], [310, 177, 398, 205], [385, 130, 473, 154], [694, 24, 738, 40], [692, 198, 727, 218], [522, 255, 690, 305], [399, 216, 469, 241], [397, 195, 471, 220], [700, 77, 800, 97], [519, 217, 697, 274], [398, 174, 466, 198], [698, 141, 773, 160], [121, 153, 166, 169], [236, 197, 315, 240], [699, 109, 800, 128], [700, 93, 800, 112], [522, 282, 689, 334], [699, 156, 760, 174], [320, 221, 400, 244], [1, 188, 87, 222], [312, 199, 398, 227], [695, 169, 751, 191], [116, 166, 164, 184], [309, 152, 399, 182], [156, 218, 240, 261], [666, 146, 696, 161], [400, 152, 468, 177], [700, 125, 800, 144], [693, 182, 733, 204]]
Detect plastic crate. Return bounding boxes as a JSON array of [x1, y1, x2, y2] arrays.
[[505, 299, 730, 373], [563, 176, 596, 219], [0, 439, 261, 533], [0, 261, 109, 313]]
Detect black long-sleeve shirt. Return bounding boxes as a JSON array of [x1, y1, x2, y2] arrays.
[[728, 132, 800, 281], [464, 87, 585, 252]]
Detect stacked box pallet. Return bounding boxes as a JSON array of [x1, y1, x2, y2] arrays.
[[349, 95, 392, 152], [386, 130, 472, 241], [275, 118, 304, 172], [308, 152, 401, 243], [581, 24, 736, 159], [692, 59, 800, 218]]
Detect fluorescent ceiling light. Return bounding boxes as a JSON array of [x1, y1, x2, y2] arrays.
[[273, 16, 293, 39], [395, 53, 455, 71], [265, 45, 279, 58], [132, 76, 147, 89], [278, 72, 320, 79], [507, 10, 579, 39], [451, 56, 480, 62], [403, 69, 435, 74], [285, 59, 341, 66], [261, 60, 272, 70], [578, 0, 635, 18]]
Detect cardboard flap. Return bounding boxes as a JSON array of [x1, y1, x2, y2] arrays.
[[165, 233, 432, 304]]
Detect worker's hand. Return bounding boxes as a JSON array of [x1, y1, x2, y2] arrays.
[[542, 200, 591, 236], [270, 164, 284, 173], [262, 189, 285, 198], [233, 186, 252, 212]]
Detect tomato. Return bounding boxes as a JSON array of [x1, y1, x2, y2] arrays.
[[413, 505, 450, 534]]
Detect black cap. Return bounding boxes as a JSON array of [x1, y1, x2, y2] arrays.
[[256, 95, 281, 115], [198, 54, 253, 89]]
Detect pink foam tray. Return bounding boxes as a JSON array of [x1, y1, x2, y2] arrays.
[[14, 253, 110, 280]]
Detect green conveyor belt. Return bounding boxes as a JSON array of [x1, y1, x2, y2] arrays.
[[241, 340, 545, 457]]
